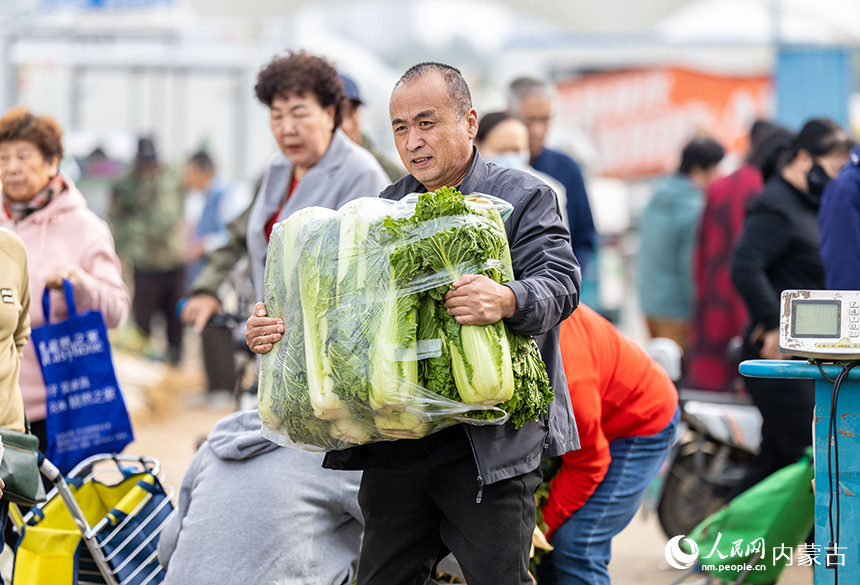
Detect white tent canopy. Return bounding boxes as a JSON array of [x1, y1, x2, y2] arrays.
[[655, 0, 860, 46], [497, 0, 860, 78]]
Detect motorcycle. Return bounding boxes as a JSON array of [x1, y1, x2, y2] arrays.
[[645, 337, 762, 539]]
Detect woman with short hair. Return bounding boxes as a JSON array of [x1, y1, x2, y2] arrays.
[[182, 50, 389, 330], [169, 51, 387, 584], [0, 106, 130, 450]]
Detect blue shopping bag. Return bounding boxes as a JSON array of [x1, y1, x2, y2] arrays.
[[31, 280, 134, 474]]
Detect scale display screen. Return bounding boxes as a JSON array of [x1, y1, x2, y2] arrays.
[[781, 291, 860, 359], [792, 300, 841, 338]]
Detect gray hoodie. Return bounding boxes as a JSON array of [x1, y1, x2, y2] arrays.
[[158, 410, 363, 585]]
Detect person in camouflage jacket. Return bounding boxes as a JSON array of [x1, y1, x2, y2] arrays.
[[109, 137, 186, 364]]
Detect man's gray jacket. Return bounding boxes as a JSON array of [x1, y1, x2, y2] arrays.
[[324, 149, 581, 485]]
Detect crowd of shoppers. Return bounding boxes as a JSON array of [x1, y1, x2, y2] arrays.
[[3, 41, 860, 585], [634, 115, 857, 513]]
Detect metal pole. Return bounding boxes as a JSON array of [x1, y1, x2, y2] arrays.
[[172, 67, 188, 162], [232, 68, 249, 182], [2, 34, 19, 113], [129, 66, 144, 135], [770, 0, 782, 49], [770, 0, 782, 119], [70, 64, 84, 131]]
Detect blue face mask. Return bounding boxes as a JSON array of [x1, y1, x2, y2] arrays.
[[485, 152, 530, 170]]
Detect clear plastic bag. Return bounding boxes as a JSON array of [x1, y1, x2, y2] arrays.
[[258, 189, 550, 451]]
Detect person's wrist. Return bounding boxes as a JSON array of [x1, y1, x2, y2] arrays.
[[501, 284, 517, 319], [191, 291, 219, 303]]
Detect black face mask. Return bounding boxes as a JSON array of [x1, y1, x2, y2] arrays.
[[806, 164, 831, 197]]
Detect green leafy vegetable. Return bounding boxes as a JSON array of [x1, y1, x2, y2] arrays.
[[390, 188, 552, 427], [328, 198, 392, 407], [387, 188, 515, 407], [258, 188, 553, 450], [259, 210, 337, 447]]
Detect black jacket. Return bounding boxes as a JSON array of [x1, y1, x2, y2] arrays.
[[731, 175, 825, 333], [323, 149, 582, 484]]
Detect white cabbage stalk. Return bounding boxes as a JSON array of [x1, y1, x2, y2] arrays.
[[336, 197, 392, 290], [451, 324, 514, 406], [369, 294, 419, 410], [374, 411, 431, 440], [296, 208, 349, 420], [330, 416, 373, 445]]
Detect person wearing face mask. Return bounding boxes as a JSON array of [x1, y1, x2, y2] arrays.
[[730, 118, 855, 496], [475, 111, 569, 230], [508, 77, 596, 275]]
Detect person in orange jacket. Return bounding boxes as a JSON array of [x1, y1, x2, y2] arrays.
[[539, 304, 679, 585]]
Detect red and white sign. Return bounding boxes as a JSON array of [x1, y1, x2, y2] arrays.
[[556, 68, 772, 179]]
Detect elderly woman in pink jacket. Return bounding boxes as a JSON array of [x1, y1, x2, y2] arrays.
[[0, 106, 129, 450]]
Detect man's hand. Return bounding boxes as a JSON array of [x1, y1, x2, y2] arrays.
[[246, 302, 283, 355], [181, 294, 222, 333], [44, 266, 80, 290], [443, 274, 517, 326], [0, 475, 4, 500]]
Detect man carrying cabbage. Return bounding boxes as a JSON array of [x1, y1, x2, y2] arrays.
[[246, 62, 581, 585]]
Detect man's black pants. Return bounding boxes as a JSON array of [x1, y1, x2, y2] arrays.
[[731, 342, 815, 497], [132, 267, 184, 364], [357, 425, 541, 585]]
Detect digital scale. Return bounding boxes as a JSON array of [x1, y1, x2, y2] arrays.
[[780, 289, 860, 360], [739, 290, 860, 584]]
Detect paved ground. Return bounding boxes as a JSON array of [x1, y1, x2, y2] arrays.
[[607, 509, 812, 584], [123, 379, 813, 585]]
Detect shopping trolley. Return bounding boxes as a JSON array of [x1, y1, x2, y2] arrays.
[[11, 454, 174, 585]]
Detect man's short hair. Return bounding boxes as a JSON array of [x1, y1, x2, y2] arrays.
[[507, 76, 552, 111], [188, 150, 214, 174], [393, 62, 472, 117]]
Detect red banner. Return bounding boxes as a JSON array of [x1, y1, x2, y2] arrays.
[[556, 68, 772, 179]]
